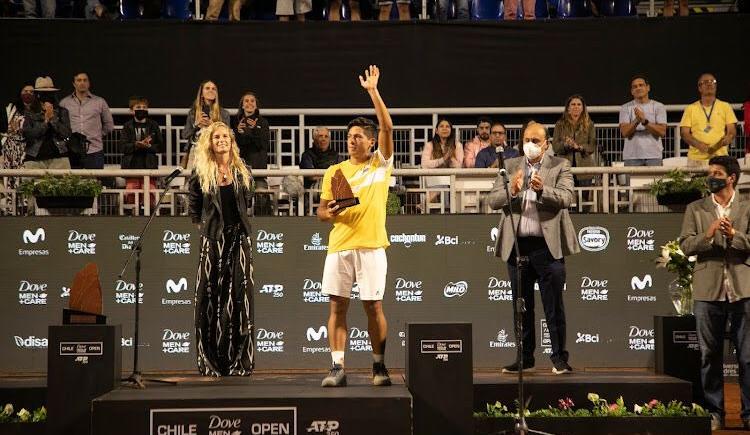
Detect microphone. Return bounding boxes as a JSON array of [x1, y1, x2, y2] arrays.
[[495, 145, 506, 170], [163, 168, 183, 186]]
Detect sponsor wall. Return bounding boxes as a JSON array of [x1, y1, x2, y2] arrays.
[[1, 215, 684, 373]]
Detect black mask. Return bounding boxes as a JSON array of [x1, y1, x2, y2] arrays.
[[707, 176, 728, 193], [134, 109, 148, 121]]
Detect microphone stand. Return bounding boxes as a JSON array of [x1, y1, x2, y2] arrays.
[[119, 170, 182, 389], [494, 149, 555, 435]]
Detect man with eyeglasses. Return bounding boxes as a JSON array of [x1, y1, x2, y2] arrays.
[[680, 73, 738, 167], [475, 122, 520, 168]]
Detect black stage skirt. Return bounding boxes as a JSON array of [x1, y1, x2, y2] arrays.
[[194, 224, 255, 376]]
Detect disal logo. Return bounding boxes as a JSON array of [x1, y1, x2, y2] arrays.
[[578, 226, 610, 252], [14, 335, 48, 349]]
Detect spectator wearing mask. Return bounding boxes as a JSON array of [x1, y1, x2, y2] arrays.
[[181, 80, 230, 170], [22, 77, 71, 170], [680, 73, 737, 167], [232, 91, 271, 215], [120, 96, 163, 209], [2, 84, 35, 180], [463, 116, 492, 168], [475, 122, 520, 168], [300, 127, 344, 189], [619, 75, 667, 167], [59, 72, 114, 169]]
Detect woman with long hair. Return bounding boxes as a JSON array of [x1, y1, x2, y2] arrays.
[[421, 118, 464, 206], [552, 95, 598, 209], [181, 80, 230, 170], [188, 122, 255, 376], [232, 91, 271, 215]]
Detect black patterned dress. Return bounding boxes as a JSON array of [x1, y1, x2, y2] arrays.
[[194, 184, 255, 376]]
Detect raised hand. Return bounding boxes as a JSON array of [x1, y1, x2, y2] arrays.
[[358, 65, 380, 92], [511, 169, 524, 196]]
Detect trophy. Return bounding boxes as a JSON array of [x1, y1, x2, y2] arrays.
[[331, 168, 360, 209]]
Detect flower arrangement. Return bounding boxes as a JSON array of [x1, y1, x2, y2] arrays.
[[0, 403, 47, 423], [648, 169, 707, 205], [475, 394, 707, 418], [18, 174, 103, 198], [655, 239, 697, 315]]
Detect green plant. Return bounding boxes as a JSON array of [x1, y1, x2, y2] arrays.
[[386, 191, 401, 215], [0, 403, 46, 423], [648, 169, 707, 197], [634, 399, 708, 417], [18, 175, 103, 198], [655, 240, 696, 289]]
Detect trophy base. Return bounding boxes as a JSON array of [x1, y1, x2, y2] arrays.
[[336, 197, 360, 209]]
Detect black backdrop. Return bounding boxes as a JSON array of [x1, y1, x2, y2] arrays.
[[1, 15, 748, 110]]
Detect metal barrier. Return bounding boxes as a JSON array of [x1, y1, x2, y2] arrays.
[[101, 105, 746, 171], [3, 166, 750, 217]]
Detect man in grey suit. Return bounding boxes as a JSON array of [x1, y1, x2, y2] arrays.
[[488, 121, 580, 375], [679, 156, 750, 431]]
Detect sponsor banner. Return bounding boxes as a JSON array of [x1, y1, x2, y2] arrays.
[[67, 230, 96, 255], [256, 328, 285, 353], [627, 274, 656, 303], [18, 280, 48, 305], [162, 277, 192, 306], [303, 233, 328, 251], [393, 278, 423, 302], [578, 226, 610, 252], [150, 407, 297, 435], [256, 229, 284, 254], [163, 230, 191, 255], [489, 329, 516, 349], [626, 227, 655, 252], [162, 329, 191, 354], [19, 227, 49, 256], [628, 326, 655, 351], [302, 326, 329, 354], [389, 233, 427, 248]]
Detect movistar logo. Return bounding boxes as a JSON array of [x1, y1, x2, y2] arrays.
[[631, 275, 653, 290], [23, 228, 45, 244]]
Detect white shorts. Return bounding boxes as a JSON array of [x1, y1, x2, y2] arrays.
[[321, 248, 387, 301]]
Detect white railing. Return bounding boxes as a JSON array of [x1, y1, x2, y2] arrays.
[[101, 104, 746, 171], [3, 166, 750, 217]]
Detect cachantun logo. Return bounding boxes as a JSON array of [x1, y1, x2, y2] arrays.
[[578, 226, 610, 252], [626, 227, 655, 251], [389, 233, 427, 248], [18, 280, 48, 305], [162, 230, 190, 255], [444, 281, 468, 298], [303, 232, 328, 251], [67, 230, 96, 255], [256, 328, 284, 353], [302, 279, 329, 303], [162, 329, 190, 354], [394, 278, 423, 302], [580, 276, 608, 301], [19, 228, 49, 256], [256, 229, 284, 254], [487, 277, 512, 301]]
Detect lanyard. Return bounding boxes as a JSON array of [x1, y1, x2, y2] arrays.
[[701, 101, 715, 124]]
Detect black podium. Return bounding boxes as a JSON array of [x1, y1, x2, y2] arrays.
[[406, 322, 473, 435], [47, 325, 121, 435]]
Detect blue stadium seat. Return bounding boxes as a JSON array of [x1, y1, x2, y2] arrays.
[[535, 0, 549, 17], [554, 0, 590, 17], [599, 0, 635, 15], [470, 0, 501, 20]]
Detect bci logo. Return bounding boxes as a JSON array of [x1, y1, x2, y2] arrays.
[[435, 235, 459, 246]]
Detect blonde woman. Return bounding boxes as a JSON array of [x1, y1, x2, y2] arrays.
[[181, 80, 230, 169], [188, 122, 255, 377]]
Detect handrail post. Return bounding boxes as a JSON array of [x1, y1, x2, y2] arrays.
[[601, 170, 609, 214]]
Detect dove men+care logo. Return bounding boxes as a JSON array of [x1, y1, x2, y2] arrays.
[[162, 329, 191, 354], [394, 278, 423, 302], [114, 279, 144, 304], [627, 274, 656, 302], [256, 229, 284, 254], [626, 226, 655, 251], [163, 230, 191, 255], [302, 326, 329, 354], [18, 280, 48, 305], [162, 278, 192, 306], [628, 325, 655, 351], [67, 230, 96, 255], [580, 276, 608, 301], [256, 328, 285, 353], [487, 277, 513, 301], [302, 279, 329, 303]]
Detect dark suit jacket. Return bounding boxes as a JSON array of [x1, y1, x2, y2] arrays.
[[188, 167, 254, 240], [487, 155, 580, 261], [679, 196, 750, 301]]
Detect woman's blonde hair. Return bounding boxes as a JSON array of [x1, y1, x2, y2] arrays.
[[194, 122, 252, 194], [193, 80, 223, 126]]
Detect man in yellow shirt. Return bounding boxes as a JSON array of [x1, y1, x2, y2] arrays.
[[680, 73, 738, 166], [317, 65, 394, 387]]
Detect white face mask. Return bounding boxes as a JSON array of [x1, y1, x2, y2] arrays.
[[523, 141, 543, 160]]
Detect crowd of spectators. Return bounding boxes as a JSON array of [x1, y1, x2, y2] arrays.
[[0, 72, 748, 212], [4, 0, 745, 20]]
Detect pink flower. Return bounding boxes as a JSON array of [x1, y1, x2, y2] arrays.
[[609, 403, 619, 411], [558, 398, 575, 410], [648, 399, 659, 408]]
